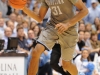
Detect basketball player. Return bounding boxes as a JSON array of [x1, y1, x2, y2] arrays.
[[22, 0, 88, 75]]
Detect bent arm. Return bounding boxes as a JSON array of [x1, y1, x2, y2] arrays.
[[67, 0, 88, 27], [22, 6, 48, 23]]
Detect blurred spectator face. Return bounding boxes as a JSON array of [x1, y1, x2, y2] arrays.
[[7, 21, 14, 30], [30, 21, 37, 29], [0, 12, 2, 18], [92, 3, 97, 9], [17, 28, 24, 37], [16, 24, 23, 29], [5, 27, 12, 37], [33, 26, 40, 36], [94, 17, 100, 26], [16, 15, 23, 24], [28, 30, 34, 39], [0, 18, 4, 27], [23, 21, 29, 28], [91, 34, 98, 42], [79, 31, 84, 41], [81, 50, 89, 59], [9, 13, 17, 22], [84, 32, 91, 40], [85, 23, 92, 31], [79, 24, 85, 31]]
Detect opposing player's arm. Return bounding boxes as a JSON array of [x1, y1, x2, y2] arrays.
[[22, 6, 48, 23], [67, 0, 88, 27]]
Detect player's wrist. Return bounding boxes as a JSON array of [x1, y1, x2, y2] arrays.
[[66, 22, 71, 28]]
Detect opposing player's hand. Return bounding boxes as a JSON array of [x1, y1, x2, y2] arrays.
[[55, 23, 70, 33]]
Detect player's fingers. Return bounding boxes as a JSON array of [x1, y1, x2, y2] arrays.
[[55, 24, 61, 29], [58, 25, 65, 33]]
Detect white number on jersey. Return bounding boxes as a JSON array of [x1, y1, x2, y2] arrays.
[[51, 6, 62, 15]]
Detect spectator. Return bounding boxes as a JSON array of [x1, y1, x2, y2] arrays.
[[79, 23, 85, 31], [84, 0, 100, 24], [16, 23, 27, 38], [27, 29, 35, 49], [2, 27, 12, 49], [85, 23, 92, 32], [32, 25, 41, 39], [17, 27, 30, 54], [92, 17, 100, 31], [84, 31, 92, 48], [77, 31, 85, 51], [30, 21, 37, 30], [16, 23, 23, 29], [6, 20, 17, 37], [16, 15, 23, 24], [17, 27, 34, 71], [0, 0, 8, 18], [74, 49, 95, 75], [9, 13, 18, 27], [22, 20, 29, 34], [90, 31, 100, 61]]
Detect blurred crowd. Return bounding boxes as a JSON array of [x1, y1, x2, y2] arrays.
[[0, 0, 100, 75]]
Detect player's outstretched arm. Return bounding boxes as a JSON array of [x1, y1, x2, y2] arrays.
[[67, 0, 88, 27], [23, 6, 48, 23]]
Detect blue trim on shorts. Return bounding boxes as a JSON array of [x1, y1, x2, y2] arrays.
[[37, 40, 50, 51]]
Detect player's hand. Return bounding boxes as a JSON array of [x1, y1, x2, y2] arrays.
[[55, 23, 70, 34]]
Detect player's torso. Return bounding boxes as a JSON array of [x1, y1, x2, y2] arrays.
[[45, 0, 75, 25]]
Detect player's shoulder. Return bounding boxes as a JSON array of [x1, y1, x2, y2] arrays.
[[69, 0, 78, 4]]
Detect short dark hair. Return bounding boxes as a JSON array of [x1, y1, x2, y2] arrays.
[[90, 31, 97, 39], [17, 27, 23, 32]]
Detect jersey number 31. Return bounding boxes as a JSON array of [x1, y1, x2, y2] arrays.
[[51, 6, 62, 15]]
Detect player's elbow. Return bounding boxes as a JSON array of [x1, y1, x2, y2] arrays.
[[82, 8, 89, 17], [37, 18, 43, 23]]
